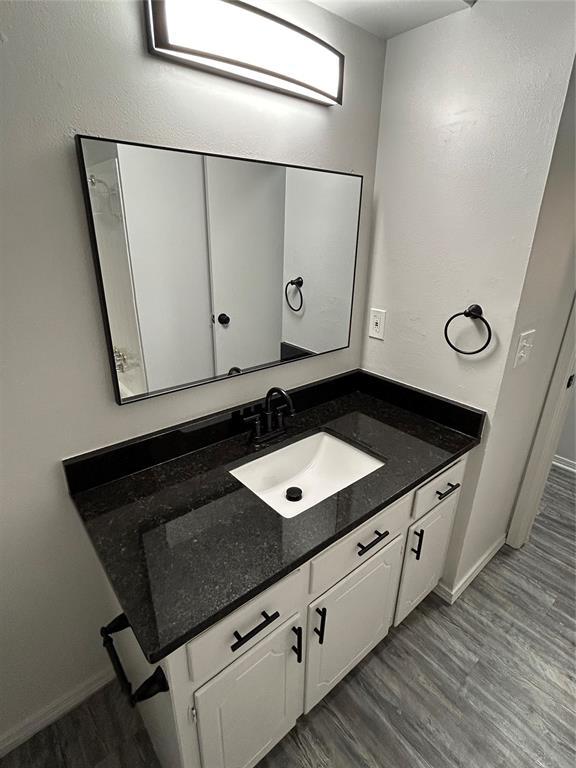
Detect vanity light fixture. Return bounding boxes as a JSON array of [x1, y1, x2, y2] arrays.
[[145, 0, 344, 105]]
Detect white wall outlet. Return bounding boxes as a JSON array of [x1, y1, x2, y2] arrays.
[[369, 308, 386, 340], [514, 329, 536, 368]]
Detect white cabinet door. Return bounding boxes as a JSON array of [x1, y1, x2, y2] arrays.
[[304, 536, 404, 713], [394, 493, 458, 625], [194, 613, 304, 768]]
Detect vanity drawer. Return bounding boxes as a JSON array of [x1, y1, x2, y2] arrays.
[[187, 567, 307, 685], [412, 460, 465, 520], [309, 493, 411, 597]]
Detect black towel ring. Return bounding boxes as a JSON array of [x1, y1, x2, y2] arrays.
[[285, 277, 304, 312], [444, 304, 493, 355]]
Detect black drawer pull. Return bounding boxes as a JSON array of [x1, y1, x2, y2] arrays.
[[231, 610, 280, 652], [435, 482, 461, 501], [314, 607, 327, 645], [411, 529, 425, 561], [357, 529, 390, 556], [100, 614, 169, 707], [291, 626, 303, 663]]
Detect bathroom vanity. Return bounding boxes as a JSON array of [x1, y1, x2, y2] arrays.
[[64, 371, 483, 768]]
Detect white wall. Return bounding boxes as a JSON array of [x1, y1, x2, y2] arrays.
[[364, 0, 574, 595], [205, 157, 285, 375], [556, 391, 576, 465], [445, 68, 575, 590], [364, 0, 575, 414], [118, 143, 215, 392], [282, 168, 361, 353], [0, 0, 385, 751]]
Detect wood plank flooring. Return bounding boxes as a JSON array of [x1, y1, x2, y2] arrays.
[[2, 465, 574, 768]]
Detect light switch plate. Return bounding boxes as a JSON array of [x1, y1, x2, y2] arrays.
[[514, 329, 536, 368], [369, 308, 386, 340]]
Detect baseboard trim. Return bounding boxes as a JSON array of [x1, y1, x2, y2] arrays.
[[0, 667, 114, 758], [552, 455, 576, 474], [434, 535, 506, 605], [433, 580, 457, 604]]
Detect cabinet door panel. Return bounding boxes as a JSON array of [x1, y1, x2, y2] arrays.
[[395, 494, 458, 626], [194, 613, 304, 768], [305, 537, 403, 713]]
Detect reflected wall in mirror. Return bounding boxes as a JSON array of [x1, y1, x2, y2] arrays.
[[77, 137, 362, 403]]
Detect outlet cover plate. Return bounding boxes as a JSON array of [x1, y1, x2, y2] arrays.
[[514, 329, 536, 368], [369, 308, 386, 340]]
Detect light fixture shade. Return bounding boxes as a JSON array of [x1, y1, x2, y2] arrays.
[[145, 0, 344, 105]]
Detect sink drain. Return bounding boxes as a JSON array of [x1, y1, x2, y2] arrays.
[[286, 486, 303, 502]]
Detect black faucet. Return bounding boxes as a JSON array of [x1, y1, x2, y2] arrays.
[[264, 387, 295, 433], [245, 387, 295, 443]]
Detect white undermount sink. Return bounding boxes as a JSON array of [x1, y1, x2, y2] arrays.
[[230, 432, 384, 518]]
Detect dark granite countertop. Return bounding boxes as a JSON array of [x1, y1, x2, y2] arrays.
[[70, 384, 481, 663]]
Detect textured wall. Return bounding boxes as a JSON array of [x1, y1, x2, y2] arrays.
[[364, 0, 575, 415], [364, 0, 575, 594], [0, 0, 385, 746], [446, 69, 575, 589]]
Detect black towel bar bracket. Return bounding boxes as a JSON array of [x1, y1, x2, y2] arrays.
[[444, 304, 493, 355], [100, 614, 169, 707]]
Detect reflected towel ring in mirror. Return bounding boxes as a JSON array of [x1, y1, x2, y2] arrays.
[[285, 277, 304, 312], [444, 304, 493, 355]]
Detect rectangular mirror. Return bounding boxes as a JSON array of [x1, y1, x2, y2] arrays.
[[77, 136, 362, 403]]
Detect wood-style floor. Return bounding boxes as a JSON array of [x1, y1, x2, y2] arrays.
[[2, 465, 574, 768]]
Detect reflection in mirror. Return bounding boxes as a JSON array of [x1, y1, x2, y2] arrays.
[[78, 137, 362, 403]]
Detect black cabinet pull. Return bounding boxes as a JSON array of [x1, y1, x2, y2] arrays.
[[435, 482, 461, 501], [230, 610, 280, 652], [411, 529, 425, 561], [357, 529, 390, 556], [291, 626, 303, 663], [218, 313, 231, 326], [100, 614, 169, 707], [314, 607, 327, 645]]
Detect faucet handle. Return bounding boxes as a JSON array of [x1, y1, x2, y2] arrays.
[[276, 404, 294, 431], [243, 412, 263, 439]]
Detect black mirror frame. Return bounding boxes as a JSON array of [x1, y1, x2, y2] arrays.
[[75, 134, 363, 405]]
